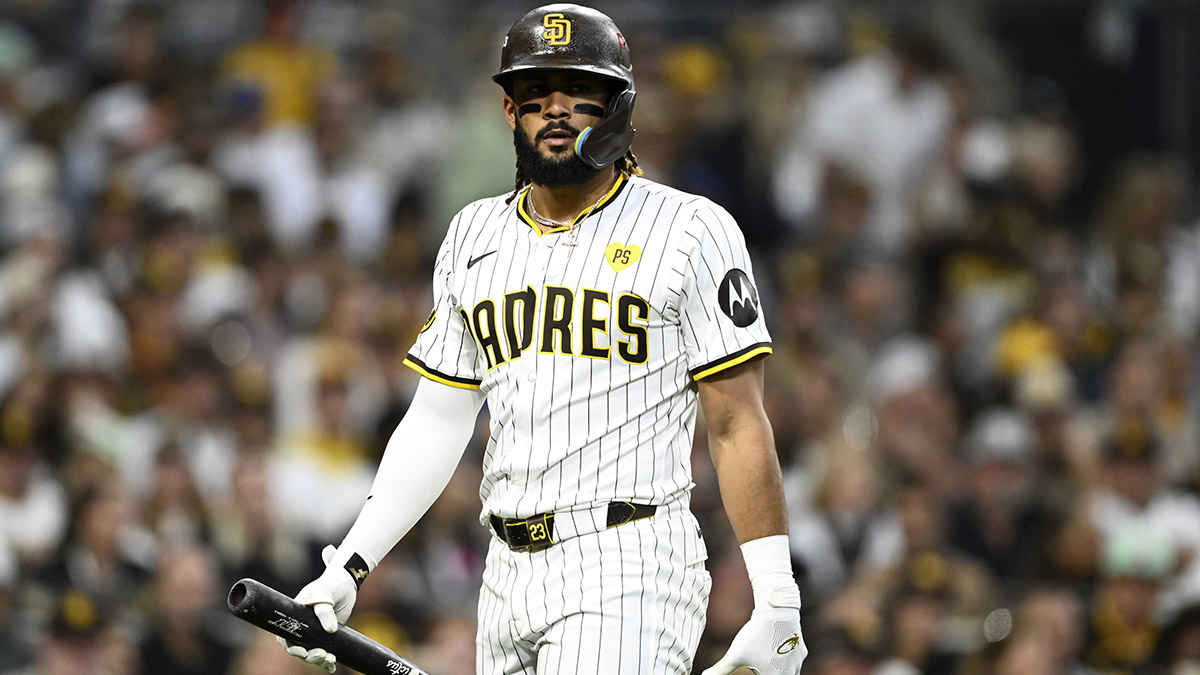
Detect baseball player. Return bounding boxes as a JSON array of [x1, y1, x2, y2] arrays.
[[280, 4, 807, 674]]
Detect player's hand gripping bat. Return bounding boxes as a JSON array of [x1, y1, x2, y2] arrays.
[[227, 578, 431, 675]]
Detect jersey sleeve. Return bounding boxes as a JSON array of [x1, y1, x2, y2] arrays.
[[678, 204, 772, 380], [403, 219, 483, 389]]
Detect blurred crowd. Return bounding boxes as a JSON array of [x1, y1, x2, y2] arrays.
[[0, 0, 1198, 674]]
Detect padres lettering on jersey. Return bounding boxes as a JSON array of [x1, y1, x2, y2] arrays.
[[461, 285, 650, 368], [403, 174, 771, 519]]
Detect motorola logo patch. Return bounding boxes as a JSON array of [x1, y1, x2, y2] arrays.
[[718, 269, 759, 327]]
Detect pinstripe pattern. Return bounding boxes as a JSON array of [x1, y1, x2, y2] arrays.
[[477, 512, 711, 674], [407, 176, 771, 519], [407, 175, 767, 674]]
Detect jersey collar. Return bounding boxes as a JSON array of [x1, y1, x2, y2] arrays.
[[516, 173, 629, 236]]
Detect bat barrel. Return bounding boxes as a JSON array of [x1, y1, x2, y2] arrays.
[[226, 578, 431, 675]]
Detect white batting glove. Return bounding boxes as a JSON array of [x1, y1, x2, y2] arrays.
[[703, 535, 808, 675], [702, 604, 807, 674], [276, 544, 367, 673]]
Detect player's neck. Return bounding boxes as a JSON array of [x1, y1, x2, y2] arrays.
[[530, 167, 619, 232]]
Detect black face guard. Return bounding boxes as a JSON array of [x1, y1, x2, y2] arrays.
[[573, 88, 636, 170]]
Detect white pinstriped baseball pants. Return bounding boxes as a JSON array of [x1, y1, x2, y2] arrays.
[[476, 510, 712, 675]]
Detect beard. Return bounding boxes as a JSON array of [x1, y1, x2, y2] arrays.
[[514, 121, 600, 188]]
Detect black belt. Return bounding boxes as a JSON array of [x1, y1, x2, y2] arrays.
[[489, 502, 658, 552]]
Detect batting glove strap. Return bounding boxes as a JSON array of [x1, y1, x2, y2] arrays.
[[342, 552, 371, 589], [700, 607, 807, 675]]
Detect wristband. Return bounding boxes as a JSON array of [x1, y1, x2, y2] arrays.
[[741, 534, 801, 609]]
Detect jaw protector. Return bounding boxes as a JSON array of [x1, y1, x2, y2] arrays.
[[574, 87, 636, 169]]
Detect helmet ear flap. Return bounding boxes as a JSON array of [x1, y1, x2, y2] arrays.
[[574, 88, 636, 169]]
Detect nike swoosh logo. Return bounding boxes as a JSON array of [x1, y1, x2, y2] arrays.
[[468, 251, 497, 269]]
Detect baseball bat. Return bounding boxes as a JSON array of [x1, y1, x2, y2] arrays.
[[227, 577, 431, 675]]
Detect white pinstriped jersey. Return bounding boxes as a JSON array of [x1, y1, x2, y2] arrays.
[[404, 174, 771, 522]]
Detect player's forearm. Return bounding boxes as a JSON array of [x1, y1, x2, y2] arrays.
[[708, 416, 789, 543], [699, 360, 789, 544], [338, 378, 486, 568], [708, 408, 803, 614]]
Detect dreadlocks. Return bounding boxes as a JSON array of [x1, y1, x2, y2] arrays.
[[616, 151, 644, 179]]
